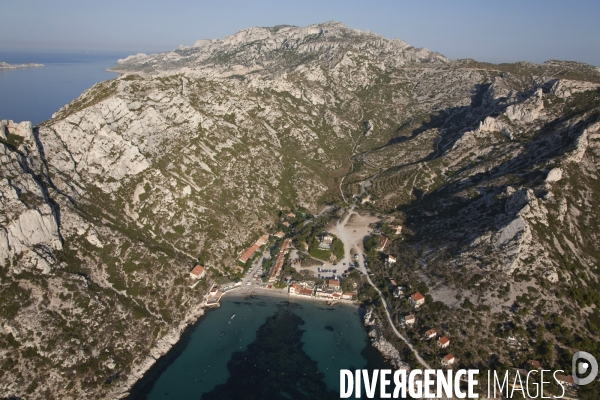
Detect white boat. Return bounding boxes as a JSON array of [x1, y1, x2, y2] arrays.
[[231, 314, 236, 319]]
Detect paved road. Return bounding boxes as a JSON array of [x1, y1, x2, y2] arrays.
[[241, 248, 270, 288]]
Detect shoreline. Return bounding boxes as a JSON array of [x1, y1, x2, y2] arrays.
[[117, 304, 209, 399], [221, 285, 362, 308]]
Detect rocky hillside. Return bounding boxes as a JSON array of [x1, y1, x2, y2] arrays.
[[1, 21, 600, 398]]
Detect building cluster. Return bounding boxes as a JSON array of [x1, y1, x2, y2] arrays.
[[397, 290, 455, 367], [205, 281, 241, 304], [289, 281, 316, 297], [268, 238, 292, 282], [238, 234, 270, 263], [316, 279, 342, 300], [288, 278, 357, 301]]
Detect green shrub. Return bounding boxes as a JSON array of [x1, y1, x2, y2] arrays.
[[331, 238, 345, 259]]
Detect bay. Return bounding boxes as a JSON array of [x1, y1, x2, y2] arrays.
[[0, 51, 128, 125], [127, 293, 395, 399]]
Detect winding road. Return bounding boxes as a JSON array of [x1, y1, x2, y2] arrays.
[[333, 207, 431, 369]]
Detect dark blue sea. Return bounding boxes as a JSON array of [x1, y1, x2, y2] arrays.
[[0, 51, 129, 125], [127, 293, 394, 400]]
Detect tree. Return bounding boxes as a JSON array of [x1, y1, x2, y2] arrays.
[[330, 238, 344, 259], [364, 235, 380, 253], [308, 238, 330, 260]]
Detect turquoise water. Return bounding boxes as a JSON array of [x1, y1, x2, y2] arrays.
[[129, 293, 391, 399], [0, 51, 127, 125]]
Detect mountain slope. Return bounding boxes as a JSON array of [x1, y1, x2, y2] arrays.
[[1, 21, 600, 398]]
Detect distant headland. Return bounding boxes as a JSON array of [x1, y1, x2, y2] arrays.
[[0, 61, 44, 69]]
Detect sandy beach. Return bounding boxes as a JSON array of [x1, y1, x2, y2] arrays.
[[221, 285, 362, 308]]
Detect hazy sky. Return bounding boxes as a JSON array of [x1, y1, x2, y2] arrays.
[[1, 0, 599, 66]]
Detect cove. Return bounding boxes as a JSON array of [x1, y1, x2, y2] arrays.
[[126, 292, 397, 399]]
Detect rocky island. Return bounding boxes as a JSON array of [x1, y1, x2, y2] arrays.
[[1, 21, 600, 398], [0, 62, 44, 69]]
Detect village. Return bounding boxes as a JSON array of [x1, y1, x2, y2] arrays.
[[185, 207, 581, 398], [187, 211, 358, 306]]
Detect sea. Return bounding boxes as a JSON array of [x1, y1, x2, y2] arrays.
[[127, 293, 394, 400], [0, 50, 128, 125]]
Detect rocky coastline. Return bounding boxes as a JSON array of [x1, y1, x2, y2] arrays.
[[363, 307, 409, 371], [108, 305, 205, 399]]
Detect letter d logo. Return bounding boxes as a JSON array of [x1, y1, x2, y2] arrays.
[[572, 351, 598, 386]]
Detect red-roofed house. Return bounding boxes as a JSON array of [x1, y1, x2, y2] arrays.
[[328, 280, 341, 290], [297, 287, 314, 297], [437, 336, 450, 348], [255, 234, 269, 246], [527, 360, 541, 369], [342, 292, 357, 300], [424, 329, 437, 339], [274, 231, 285, 239], [268, 254, 285, 282], [376, 235, 389, 251], [410, 292, 425, 308], [403, 314, 415, 326], [238, 243, 260, 263], [190, 264, 206, 279], [289, 283, 314, 297], [442, 354, 455, 366], [555, 374, 576, 389], [388, 255, 396, 264], [280, 238, 292, 253]]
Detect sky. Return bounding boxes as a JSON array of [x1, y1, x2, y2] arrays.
[[1, 0, 599, 66]]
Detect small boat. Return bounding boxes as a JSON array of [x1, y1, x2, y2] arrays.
[[220, 331, 225, 337], [231, 314, 236, 320]]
